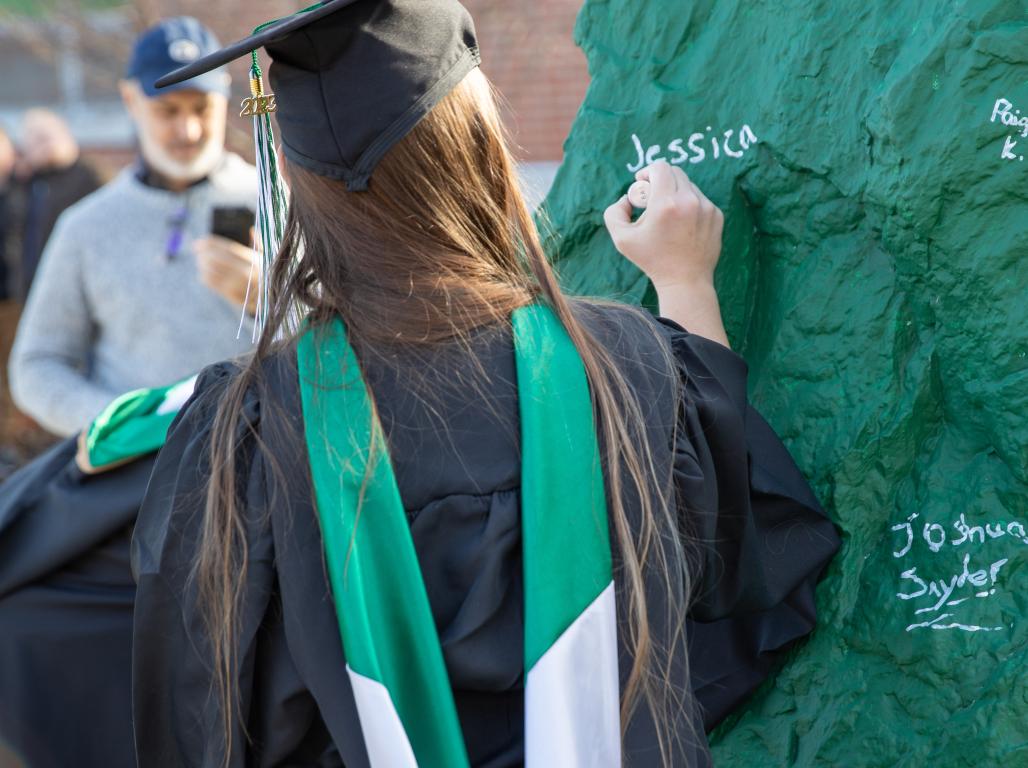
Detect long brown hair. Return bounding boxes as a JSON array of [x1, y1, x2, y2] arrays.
[[199, 68, 692, 764]]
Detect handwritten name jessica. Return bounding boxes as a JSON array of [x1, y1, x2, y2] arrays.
[[626, 124, 759, 173]]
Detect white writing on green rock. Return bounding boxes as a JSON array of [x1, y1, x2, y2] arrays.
[[626, 124, 759, 173], [989, 98, 1026, 162], [890, 511, 1018, 633]]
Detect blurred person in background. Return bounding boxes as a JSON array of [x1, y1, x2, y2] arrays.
[[17, 109, 102, 298], [0, 127, 17, 296], [0, 126, 17, 300], [0, 125, 54, 478], [0, 126, 24, 479], [9, 16, 258, 438]]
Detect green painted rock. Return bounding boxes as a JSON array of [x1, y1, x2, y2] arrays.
[[541, 0, 1028, 764]]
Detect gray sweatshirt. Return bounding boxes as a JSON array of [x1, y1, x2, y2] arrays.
[[9, 153, 258, 436]]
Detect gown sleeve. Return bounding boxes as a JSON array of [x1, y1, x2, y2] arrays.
[[131, 363, 341, 768], [662, 319, 840, 622]]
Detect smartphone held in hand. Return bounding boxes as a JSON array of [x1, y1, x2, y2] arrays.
[[210, 206, 254, 246]]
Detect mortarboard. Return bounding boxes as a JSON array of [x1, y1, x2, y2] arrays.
[[154, 0, 480, 334], [155, 0, 480, 192]]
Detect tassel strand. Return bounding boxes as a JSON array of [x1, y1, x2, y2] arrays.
[[239, 54, 294, 340]]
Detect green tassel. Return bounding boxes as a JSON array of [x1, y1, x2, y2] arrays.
[[239, 5, 326, 338], [241, 53, 296, 339]]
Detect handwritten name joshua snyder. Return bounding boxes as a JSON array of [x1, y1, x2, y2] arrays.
[[891, 512, 1021, 633], [626, 124, 759, 173]]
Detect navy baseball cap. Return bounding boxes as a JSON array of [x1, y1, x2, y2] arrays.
[[127, 17, 230, 98]]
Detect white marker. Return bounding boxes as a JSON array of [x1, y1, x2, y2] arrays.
[[627, 180, 650, 209]]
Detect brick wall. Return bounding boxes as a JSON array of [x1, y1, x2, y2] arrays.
[[140, 0, 589, 162], [461, 0, 589, 161], [1, 1, 589, 161]]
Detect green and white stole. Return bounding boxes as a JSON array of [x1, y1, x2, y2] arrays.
[[78, 375, 198, 473], [297, 304, 621, 767]]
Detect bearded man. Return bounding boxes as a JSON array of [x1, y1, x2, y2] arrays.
[[9, 17, 258, 437]]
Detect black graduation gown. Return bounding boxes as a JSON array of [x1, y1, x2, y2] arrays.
[[132, 303, 840, 767], [0, 437, 150, 768]]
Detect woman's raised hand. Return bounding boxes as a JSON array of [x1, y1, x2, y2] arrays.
[[603, 160, 724, 291], [603, 161, 730, 347]]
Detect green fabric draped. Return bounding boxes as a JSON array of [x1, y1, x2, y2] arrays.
[[297, 304, 612, 765]]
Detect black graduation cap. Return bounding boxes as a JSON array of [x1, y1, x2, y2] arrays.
[[155, 0, 480, 191]]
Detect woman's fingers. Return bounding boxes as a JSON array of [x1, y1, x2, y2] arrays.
[[616, 164, 701, 220], [605, 158, 724, 289], [603, 195, 634, 241], [646, 160, 679, 203], [670, 166, 701, 200], [634, 162, 707, 214], [668, 166, 721, 225], [639, 163, 695, 189]]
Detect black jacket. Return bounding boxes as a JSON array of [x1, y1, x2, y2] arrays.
[[19, 159, 101, 298], [131, 303, 840, 767], [0, 437, 144, 768]]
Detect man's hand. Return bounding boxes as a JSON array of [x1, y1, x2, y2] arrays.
[[193, 235, 259, 314]]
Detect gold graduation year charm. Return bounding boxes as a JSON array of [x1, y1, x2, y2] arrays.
[[240, 71, 277, 118], [240, 93, 277, 117]]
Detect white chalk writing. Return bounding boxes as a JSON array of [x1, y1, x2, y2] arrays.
[[891, 512, 1020, 633], [989, 98, 1026, 162], [625, 124, 759, 173], [891, 513, 1028, 558]]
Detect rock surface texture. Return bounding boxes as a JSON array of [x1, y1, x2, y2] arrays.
[[542, 1, 1027, 764]]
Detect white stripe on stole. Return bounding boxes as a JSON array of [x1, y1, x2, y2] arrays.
[[525, 581, 621, 767], [155, 375, 198, 415], [346, 664, 418, 767]]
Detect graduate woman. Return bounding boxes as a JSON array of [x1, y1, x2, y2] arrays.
[[132, 1, 840, 766]]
